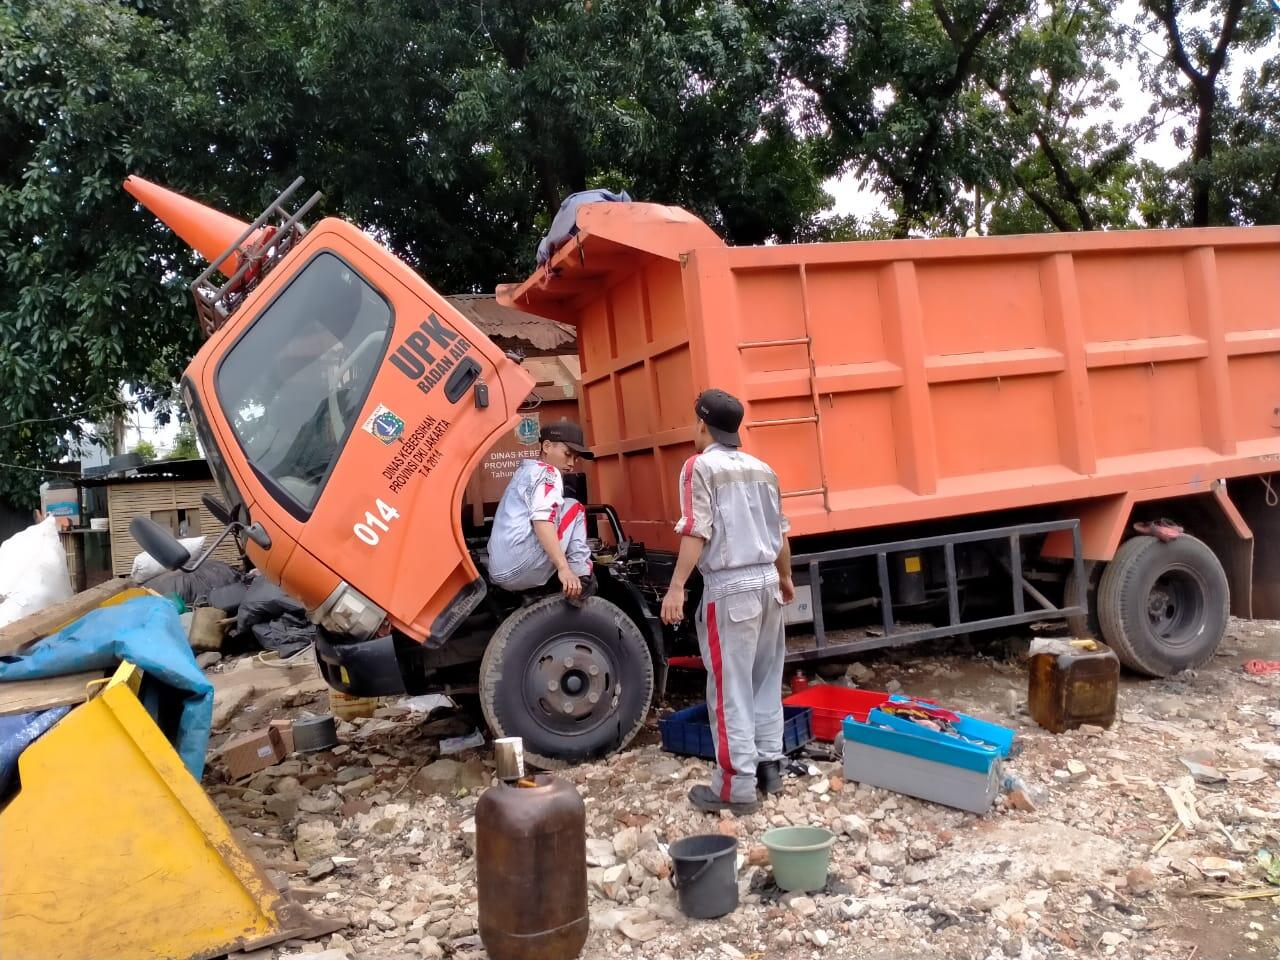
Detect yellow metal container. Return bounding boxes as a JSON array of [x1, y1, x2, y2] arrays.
[[329, 687, 378, 721], [0, 662, 338, 959]]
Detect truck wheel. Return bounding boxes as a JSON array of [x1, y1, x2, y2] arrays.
[[1064, 560, 1102, 639], [479, 596, 654, 768], [1097, 534, 1227, 677]]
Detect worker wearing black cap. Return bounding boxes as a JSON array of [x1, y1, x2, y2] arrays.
[[487, 419, 596, 599], [661, 389, 794, 814]]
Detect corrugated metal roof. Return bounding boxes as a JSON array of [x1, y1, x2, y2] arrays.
[[446, 294, 575, 353]]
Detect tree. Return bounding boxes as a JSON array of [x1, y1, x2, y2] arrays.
[[0, 0, 831, 503], [761, 1, 1043, 236], [1138, 0, 1278, 225], [130, 440, 157, 463], [166, 425, 199, 461], [0, 0, 208, 505], [982, 1, 1148, 234]]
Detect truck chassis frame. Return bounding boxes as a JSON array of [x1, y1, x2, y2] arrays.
[[789, 519, 1085, 662]]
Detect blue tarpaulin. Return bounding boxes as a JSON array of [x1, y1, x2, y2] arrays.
[[0, 706, 71, 796], [0, 596, 213, 777]]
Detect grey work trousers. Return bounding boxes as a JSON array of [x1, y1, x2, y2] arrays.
[[697, 583, 786, 804], [490, 499, 591, 591]]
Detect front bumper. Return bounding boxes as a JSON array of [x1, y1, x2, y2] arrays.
[[314, 629, 407, 697]]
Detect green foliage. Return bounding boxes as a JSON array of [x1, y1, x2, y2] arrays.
[[0, 0, 204, 504], [1137, 0, 1279, 226], [166, 425, 199, 461], [130, 439, 157, 462], [0, 0, 828, 503], [1, 0, 1278, 505]]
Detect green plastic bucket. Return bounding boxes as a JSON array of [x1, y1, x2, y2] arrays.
[[762, 826, 836, 893]]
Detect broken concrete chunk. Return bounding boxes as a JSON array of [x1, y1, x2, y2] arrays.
[[414, 759, 462, 794], [1179, 757, 1226, 785], [293, 819, 340, 862]]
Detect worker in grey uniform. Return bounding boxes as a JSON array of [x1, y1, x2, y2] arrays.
[[487, 419, 595, 599], [661, 389, 794, 814]]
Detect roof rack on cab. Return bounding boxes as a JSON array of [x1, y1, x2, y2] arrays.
[[125, 175, 323, 336]]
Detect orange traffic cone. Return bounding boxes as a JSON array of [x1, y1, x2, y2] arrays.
[[124, 176, 260, 278]]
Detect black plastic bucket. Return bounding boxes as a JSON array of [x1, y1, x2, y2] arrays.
[[668, 833, 738, 919]]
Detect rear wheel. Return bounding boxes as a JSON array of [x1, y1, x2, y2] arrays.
[[1097, 534, 1227, 677], [479, 596, 654, 768], [1064, 560, 1102, 639]]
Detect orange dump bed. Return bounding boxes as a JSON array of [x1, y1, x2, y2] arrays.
[[504, 204, 1280, 554]]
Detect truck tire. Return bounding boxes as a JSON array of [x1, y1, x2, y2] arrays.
[[479, 596, 654, 768], [1064, 560, 1102, 639], [1097, 534, 1227, 677]]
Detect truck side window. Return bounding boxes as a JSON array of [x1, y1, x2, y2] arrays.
[[217, 252, 392, 513]]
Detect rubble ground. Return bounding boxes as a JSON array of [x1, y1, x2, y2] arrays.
[[206, 621, 1280, 960]]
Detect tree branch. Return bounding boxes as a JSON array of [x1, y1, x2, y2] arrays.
[[932, 0, 961, 44], [1208, 0, 1246, 79], [985, 78, 1095, 230], [1016, 174, 1078, 232], [1151, 0, 1203, 84]]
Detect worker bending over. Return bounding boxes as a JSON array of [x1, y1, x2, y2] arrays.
[[661, 390, 794, 814], [487, 419, 595, 600]]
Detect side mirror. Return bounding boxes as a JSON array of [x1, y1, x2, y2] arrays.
[[129, 517, 191, 571], [244, 522, 272, 550], [202, 492, 232, 526]]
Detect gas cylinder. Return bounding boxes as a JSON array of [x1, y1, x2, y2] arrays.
[[476, 773, 588, 960]]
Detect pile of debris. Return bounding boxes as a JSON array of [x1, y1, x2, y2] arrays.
[[207, 622, 1280, 960]]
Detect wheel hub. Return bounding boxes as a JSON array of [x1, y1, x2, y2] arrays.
[[1145, 566, 1205, 644], [528, 636, 619, 727]]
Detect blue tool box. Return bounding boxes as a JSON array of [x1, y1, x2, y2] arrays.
[[660, 704, 813, 760], [840, 699, 1015, 813]]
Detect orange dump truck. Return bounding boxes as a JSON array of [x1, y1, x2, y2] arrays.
[[125, 177, 1280, 765]]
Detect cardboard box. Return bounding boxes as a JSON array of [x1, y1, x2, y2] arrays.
[[221, 726, 286, 779], [270, 718, 296, 755]]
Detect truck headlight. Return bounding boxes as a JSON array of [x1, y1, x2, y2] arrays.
[[310, 581, 386, 641]]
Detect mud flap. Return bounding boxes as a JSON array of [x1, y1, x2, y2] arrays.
[[1233, 473, 1280, 620]]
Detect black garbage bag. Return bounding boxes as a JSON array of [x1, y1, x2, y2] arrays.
[[251, 612, 315, 658], [237, 577, 305, 632], [207, 581, 250, 617], [237, 577, 316, 657], [147, 561, 241, 607]]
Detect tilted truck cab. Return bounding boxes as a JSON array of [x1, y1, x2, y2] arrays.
[[128, 177, 661, 766]]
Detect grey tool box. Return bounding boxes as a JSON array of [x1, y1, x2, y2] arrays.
[[843, 738, 1003, 814]]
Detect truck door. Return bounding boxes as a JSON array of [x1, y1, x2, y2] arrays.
[[208, 220, 528, 641]]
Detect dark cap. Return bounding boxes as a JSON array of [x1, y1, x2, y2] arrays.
[[695, 389, 744, 447], [539, 419, 595, 459]]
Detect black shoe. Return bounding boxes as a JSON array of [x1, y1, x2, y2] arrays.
[[757, 760, 784, 795], [688, 784, 759, 815]]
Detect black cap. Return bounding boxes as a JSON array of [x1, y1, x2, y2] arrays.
[[539, 419, 595, 459], [695, 389, 744, 447]]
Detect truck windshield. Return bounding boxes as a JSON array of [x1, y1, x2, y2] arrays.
[[182, 378, 244, 513], [217, 252, 392, 513]]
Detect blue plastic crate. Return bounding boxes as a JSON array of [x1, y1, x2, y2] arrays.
[[659, 704, 813, 760]]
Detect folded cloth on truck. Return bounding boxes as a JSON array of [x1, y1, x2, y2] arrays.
[[536, 188, 632, 265], [0, 596, 213, 777]]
